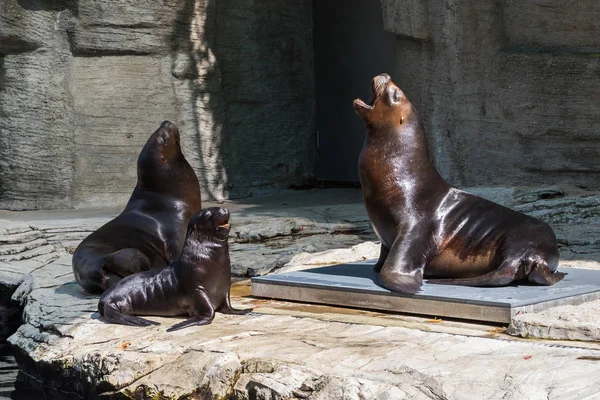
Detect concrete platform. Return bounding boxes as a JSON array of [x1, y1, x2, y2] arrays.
[[251, 262, 600, 323]]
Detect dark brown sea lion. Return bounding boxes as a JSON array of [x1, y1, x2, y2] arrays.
[[98, 207, 252, 331], [353, 73, 565, 294], [72, 121, 202, 294]]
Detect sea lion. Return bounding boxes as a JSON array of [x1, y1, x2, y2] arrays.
[[98, 207, 251, 331], [353, 73, 565, 294], [72, 121, 202, 293]]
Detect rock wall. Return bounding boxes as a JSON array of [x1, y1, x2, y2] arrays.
[[2, 0, 598, 210], [0, 0, 315, 209], [381, 0, 600, 190]]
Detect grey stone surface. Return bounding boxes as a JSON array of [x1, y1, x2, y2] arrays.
[[2, 189, 377, 278], [0, 1, 62, 53], [71, 0, 179, 55], [380, 0, 430, 40], [0, 7, 75, 210], [2, 0, 599, 211], [0, 188, 600, 398], [69, 55, 180, 207], [0, 221, 60, 298], [6, 255, 600, 399], [277, 241, 380, 274], [231, 234, 375, 277], [508, 299, 600, 342], [386, 0, 600, 191], [0, 0, 315, 209], [503, 1, 600, 49], [1, 186, 599, 278]]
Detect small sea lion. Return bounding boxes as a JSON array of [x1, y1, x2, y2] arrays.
[[98, 207, 252, 331]]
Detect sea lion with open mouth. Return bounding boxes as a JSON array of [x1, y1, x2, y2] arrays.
[[353, 73, 565, 294], [72, 121, 202, 293], [98, 207, 252, 331]]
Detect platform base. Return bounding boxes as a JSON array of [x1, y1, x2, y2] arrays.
[[251, 262, 600, 323]]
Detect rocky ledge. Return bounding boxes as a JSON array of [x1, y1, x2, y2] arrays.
[[1, 188, 600, 399], [7, 255, 600, 399]]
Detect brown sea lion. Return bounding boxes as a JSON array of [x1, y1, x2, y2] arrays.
[[353, 73, 565, 294], [98, 207, 252, 331], [72, 121, 202, 293]]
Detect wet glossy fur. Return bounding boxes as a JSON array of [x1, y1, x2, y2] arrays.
[[72, 121, 202, 294], [98, 207, 252, 331], [354, 74, 565, 293]]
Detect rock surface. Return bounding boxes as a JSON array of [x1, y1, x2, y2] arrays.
[[3, 1, 600, 210], [4, 186, 596, 279], [1, 188, 600, 398], [6, 255, 600, 399], [0, 0, 315, 209], [508, 299, 600, 342], [384, 1, 600, 191]]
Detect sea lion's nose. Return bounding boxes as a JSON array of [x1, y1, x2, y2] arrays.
[[372, 74, 391, 91], [160, 121, 180, 137], [374, 73, 391, 83], [218, 207, 229, 218]]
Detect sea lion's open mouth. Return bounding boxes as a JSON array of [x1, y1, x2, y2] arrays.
[[218, 219, 230, 229], [353, 74, 390, 111], [353, 98, 373, 111]]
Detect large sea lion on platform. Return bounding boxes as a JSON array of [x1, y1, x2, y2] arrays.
[[98, 207, 252, 331], [72, 121, 202, 293], [353, 73, 565, 294]]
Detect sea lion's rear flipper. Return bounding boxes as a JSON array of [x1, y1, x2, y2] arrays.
[[101, 248, 151, 278], [72, 249, 111, 293], [428, 256, 567, 287], [166, 289, 215, 332], [378, 227, 432, 294], [427, 259, 520, 287], [102, 305, 160, 327], [217, 291, 252, 315], [528, 263, 567, 285], [373, 244, 390, 273]]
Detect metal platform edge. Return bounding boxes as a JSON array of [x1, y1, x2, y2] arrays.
[[251, 280, 513, 323], [251, 280, 600, 324]]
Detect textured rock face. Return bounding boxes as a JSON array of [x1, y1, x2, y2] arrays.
[[382, 0, 600, 191], [2, 0, 598, 210], [7, 255, 600, 399], [0, 0, 315, 209], [0, 188, 599, 398], [508, 299, 600, 342], [0, 3, 75, 210]]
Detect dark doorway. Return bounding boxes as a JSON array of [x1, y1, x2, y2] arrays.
[[314, 0, 396, 182]]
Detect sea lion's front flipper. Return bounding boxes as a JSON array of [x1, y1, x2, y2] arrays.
[[217, 291, 252, 315], [101, 248, 151, 278], [378, 227, 432, 294], [373, 244, 390, 273], [166, 289, 215, 332]]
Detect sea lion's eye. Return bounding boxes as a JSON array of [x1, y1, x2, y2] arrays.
[[159, 136, 168, 146], [393, 91, 401, 103]]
